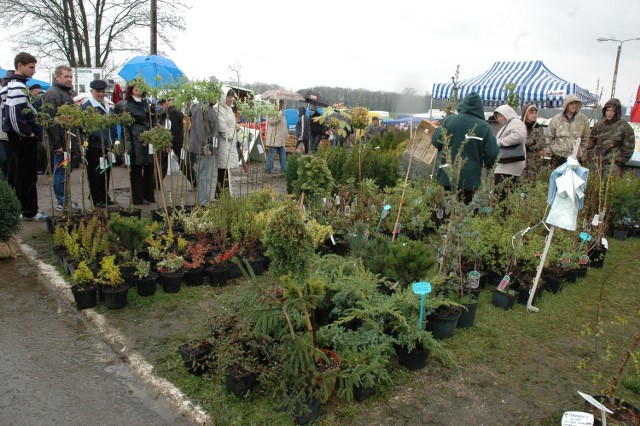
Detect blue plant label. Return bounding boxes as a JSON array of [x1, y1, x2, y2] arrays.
[[497, 275, 510, 291], [579, 232, 592, 242], [412, 282, 431, 295]]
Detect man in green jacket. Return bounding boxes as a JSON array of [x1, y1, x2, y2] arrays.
[[432, 92, 499, 204]]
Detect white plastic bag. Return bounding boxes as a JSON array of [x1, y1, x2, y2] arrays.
[[167, 151, 181, 176]]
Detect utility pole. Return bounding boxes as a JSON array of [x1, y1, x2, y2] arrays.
[[150, 0, 158, 55]]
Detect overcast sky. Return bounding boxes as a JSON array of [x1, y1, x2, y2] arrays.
[[2, 0, 639, 109]]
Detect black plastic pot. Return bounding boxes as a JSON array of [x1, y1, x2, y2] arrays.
[[426, 308, 461, 339], [225, 368, 259, 397], [613, 229, 628, 240], [491, 288, 517, 310], [183, 265, 204, 286], [206, 264, 228, 286], [134, 272, 158, 297], [159, 270, 184, 293], [589, 246, 607, 268], [102, 284, 129, 310], [287, 397, 322, 425], [247, 256, 264, 276], [394, 343, 429, 370], [178, 342, 213, 376], [457, 300, 479, 328], [118, 208, 142, 219], [119, 265, 137, 287], [353, 384, 376, 401], [585, 394, 640, 426], [227, 261, 243, 279], [71, 283, 97, 310], [544, 275, 564, 294]]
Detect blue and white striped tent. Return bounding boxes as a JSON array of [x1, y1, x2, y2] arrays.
[[432, 61, 597, 108]]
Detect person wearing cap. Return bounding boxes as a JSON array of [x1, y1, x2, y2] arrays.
[[309, 105, 325, 153], [365, 116, 385, 141], [41, 65, 78, 212], [81, 79, 118, 208], [29, 84, 43, 98]]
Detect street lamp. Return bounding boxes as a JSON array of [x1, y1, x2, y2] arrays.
[[597, 37, 640, 98]]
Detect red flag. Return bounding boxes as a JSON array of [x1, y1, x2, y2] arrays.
[[630, 84, 640, 123]]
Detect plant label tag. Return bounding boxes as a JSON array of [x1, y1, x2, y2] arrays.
[[335, 195, 341, 205], [344, 205, 351, 216], [579, 255, 589, 265], [110, 153, 116, 163], [437, 246, 443, 264], [561, 411, 594, 426], [148, 144, 154, 154], [561, 256, 571, 268], [591, 214, 600, 226], [99, 157, 107, 170], [180, 148, 186, 160], [257, 143, 264, 154], [468, 271, 480, 289], [329, 235, 336, 245], [125, 154, 131, 166], [436, 208, 444, 219], [577, 391, 613, 414], [63, 151, 69, 161], [497, 275, 510, 291], [579, 232, 592, 242], [412, 282, 431, 295]]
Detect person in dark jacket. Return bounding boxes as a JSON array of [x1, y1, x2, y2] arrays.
[[41, 65, 76, 210], [158, 99, 186, 180], [587, 98, 635, 177], [81, 80, 118, 208], [431, 92, 499, 204], [0, 52, 46, 220], [309, 105, 326, 152], [295, 106, 311, 154], [121, 81, 156, 205]]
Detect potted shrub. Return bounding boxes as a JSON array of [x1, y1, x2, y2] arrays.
[[132, 258, 158, 297], [384, 236, 435, 288], [178, 339, 214, 376], [205, 241, 239, 287], [97, 255, 128, 310], [156, 252, 184, 293], [182, 239, 209, 286], [317, 325, 394, 402], [70, 260, 98, 310], [609, 173, 640, 240], [0, 175, 22, 259]]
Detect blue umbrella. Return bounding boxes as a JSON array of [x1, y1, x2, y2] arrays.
[[118, 55, 186, 88], [0, 67, 51, 90]]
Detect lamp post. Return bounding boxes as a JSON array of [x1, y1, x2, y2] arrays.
[[597, 37, 640, 99]]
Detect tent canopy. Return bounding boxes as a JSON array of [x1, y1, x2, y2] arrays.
[[432, 60, 597, 108]]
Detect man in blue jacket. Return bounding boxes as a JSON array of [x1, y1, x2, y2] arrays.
[[81, 79, 118, 209], [0, 52, 46, 220], [432, 92, 499, 204]]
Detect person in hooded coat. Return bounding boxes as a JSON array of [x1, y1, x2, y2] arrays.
[[546, 94, 590, 167], [493, 104, 527, 202], [587, 98, 635, 177], [520, 103, 546, 182], [432, 92, 499, 204], [214, 88, 239, 197], [295, 106, 311, 154]]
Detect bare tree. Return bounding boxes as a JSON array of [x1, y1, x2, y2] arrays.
[[0, 0, 187, 68]]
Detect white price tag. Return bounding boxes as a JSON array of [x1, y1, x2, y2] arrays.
[[99, 157, 107, 170], [125, 154, 131, 166], [148, 144, 154, 154], [257, 143, 264, 154], [110, 153, 116, 163], [180, 148, 186, 160]]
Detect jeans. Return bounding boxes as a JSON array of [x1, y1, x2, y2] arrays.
[[52, 151, 70, 206], [311, 135, 322, 153], [266, 146, 286, 173], [196, 154, 214, 206]]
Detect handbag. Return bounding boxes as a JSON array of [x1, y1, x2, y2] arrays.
[[497, 119, 525, 163]]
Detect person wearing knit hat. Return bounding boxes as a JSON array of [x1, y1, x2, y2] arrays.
[[520, 103, 546, 182]]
